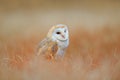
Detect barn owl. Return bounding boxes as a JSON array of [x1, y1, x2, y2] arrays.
[[37, 24, 69, 60]]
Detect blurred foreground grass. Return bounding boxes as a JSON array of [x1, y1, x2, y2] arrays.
[[0, 25, 120, 80]]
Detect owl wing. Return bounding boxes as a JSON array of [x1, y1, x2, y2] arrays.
[[38, 38, 50, 49], [36, 38, 58, 59]]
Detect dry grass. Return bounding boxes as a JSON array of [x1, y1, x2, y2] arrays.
[[0, 25, 120, 80]]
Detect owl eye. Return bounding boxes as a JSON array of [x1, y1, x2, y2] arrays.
[[56, 32, 61, 34]]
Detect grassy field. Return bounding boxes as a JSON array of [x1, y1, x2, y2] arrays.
[[0, 25, 120, 80]]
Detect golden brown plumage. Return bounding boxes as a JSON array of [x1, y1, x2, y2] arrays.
[[37, 38, 58, 60]]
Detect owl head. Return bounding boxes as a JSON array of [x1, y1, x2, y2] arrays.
[[47, 24, 69, 42]]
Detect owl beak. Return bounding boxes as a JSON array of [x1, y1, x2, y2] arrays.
[[61, 34, 65, 39]]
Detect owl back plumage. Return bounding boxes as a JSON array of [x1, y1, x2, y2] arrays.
[[37, 38, 58, 60]]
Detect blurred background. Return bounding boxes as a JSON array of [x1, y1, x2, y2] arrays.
[[0, 0, 120, 80], [0, 0, 120, 37]]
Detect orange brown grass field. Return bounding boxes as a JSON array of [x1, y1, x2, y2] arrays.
[[0, 25, 120, 80]]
